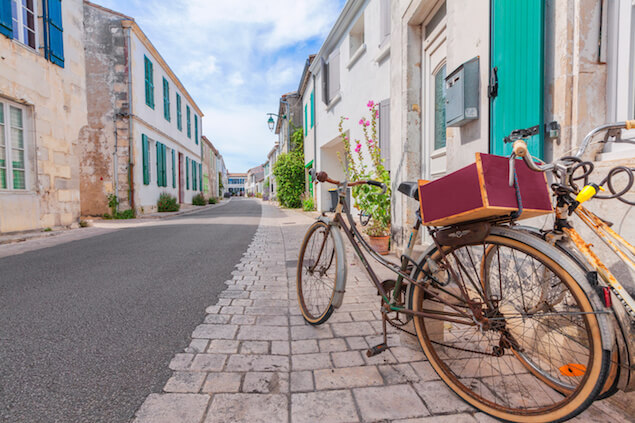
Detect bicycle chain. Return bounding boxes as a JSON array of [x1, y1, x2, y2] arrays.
[[608, 285, 635, 320]]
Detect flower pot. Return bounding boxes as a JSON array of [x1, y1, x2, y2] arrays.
[[367, 235, 390, 255]]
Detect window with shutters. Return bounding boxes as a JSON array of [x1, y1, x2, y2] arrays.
[[186, 157, 190, 189], [186, 106, 191, 138], [155, 142, 167, 187], [323, 50, 340, 105], [171, 149, 176, 188], [304, 104, 307, 134], [194, 115, 198, 144], [310, 91, 315, 128], [142, 134, 150, 185], [379, 99, 390, 166], [199, 163, 202, 192], [380, 0, 391, 46], [144, 56, 154, 109], [0, 100, 29, 190], [349, 13, 364, 56], [9, 0, 36, 49], [163, 78, 170, 121], [192, 161, 197, 191], [176, 94, 182, 131]]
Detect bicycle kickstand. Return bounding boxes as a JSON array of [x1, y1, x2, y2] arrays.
[[367, 310, 389, 357]]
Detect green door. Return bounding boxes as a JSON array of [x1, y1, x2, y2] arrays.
[[490, 0, 544, 159]]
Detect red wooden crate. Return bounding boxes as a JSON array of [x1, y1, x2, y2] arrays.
[[418, 153, 553, 227]]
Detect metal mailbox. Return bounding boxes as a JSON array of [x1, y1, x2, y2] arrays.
[[445, 57, 479, 127]]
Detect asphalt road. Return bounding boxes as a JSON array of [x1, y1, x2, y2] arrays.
[[0, 198, 261, 423]]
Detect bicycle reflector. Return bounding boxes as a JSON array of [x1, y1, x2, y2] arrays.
[[559, 363, 586, 377], [575, 184, 604, 204], [602, 287, 612, 307]]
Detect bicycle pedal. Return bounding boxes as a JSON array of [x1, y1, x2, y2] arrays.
[[366, 343, 389, 357]]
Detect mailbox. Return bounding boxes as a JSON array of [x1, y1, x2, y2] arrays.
[[445, 57, 479, 127]]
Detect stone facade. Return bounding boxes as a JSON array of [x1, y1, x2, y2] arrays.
[[201, 136, 219, 199], [0, 0, 87, 233]]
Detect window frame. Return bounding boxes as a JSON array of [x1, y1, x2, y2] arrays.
[[10, 0, 37, 50], [0, 99, 29, 191]]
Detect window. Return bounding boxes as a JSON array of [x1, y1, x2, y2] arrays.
[[10, 0, 36, 48], [144, 56, 154, 109], [380, 0, 391, 45], [322, 50, 340, 104], [199, 163, 202, 191], [186, 106, 191, 138], [192, 160, 197, 191], [194, 115, 198, 144], [349, 13, 364, 55], [141, 134, 150, 185], [176, 94, 182, 131], [186, 157, 190, 189], [163, 78, 170, 121], [379, 99, 390, 164], [155, 142, 167, 187], [0, 100, 27, 190], [433, 64, 447, 150]]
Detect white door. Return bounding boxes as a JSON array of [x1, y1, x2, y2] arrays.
[[422, 8, 447, 180]]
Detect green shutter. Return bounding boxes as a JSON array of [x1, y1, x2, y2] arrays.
[[310, 91, 315, 128], [156, 142, 161, 186], [194, 115, 198, 144], [142, 134, 150, 185], [44, 0, 64, 67], [490, 0, 544, 159], [172, 149, 176, 188], [186, 157, 189, 189], [163, 78, 170, 121], [0, 0, 12, 38], [144, 56, 154, 109], [199, 163, 202, 192], [176, 94, 182, 131], [304, 104, 307, 134], [186, 106, 191, 138], [192, 161, 197, 191]]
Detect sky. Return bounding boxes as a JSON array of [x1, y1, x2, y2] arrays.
[[96, 0, 346, 173]]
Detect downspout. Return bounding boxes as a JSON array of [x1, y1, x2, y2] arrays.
[[112, 113, 119, 212], [280, 99, 290, 152], [312, 73, 318, 205], [125, 25, 135, 211]]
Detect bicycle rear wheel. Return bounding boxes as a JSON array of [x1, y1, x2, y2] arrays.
[[296, 221, 339, 325], [410, 227, 610, 422]]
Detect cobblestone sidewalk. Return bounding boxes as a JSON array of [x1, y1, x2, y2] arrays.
[[132, 203, 632, 423]]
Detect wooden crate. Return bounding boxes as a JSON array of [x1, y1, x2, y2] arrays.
[[418, 153, 553, 227]]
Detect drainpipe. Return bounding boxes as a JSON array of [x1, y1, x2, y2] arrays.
[[124, 25, 135, 211], [312, 73, 318, 206], [280, 99, 290, 152], [112, 113, 119, 212]]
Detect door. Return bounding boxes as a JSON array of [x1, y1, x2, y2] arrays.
[[490, 0, 544, 159], [178, 152, 184, 203], [422, 5, 448, 179]]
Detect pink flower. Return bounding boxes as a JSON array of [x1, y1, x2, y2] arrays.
[[375, 111, 379, 118], [344, 117, 349, 120], [358, 118, 365, 125], [344, 136, 349, 141], [355, 143, 361, 153], [367, 100, 374, 107], [368, 139, 374, 145], [365, 121, 370, 127]]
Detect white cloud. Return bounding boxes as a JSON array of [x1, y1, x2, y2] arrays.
[[97, 0, 344, 171]]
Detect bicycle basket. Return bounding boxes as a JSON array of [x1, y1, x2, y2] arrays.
[[418, 153, 553, 226]]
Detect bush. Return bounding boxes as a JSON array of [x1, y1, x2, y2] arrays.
[[273, 134, 305, 208], [256, 192, 262, 199], [114, 209, 136, 219], [192, 193, 206, 206], [302, 195, 316, 211], [158, 192, 180, 212], [208, 197, 218, 204]]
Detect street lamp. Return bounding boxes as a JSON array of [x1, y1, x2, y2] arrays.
[[266, 113, 286, 132]]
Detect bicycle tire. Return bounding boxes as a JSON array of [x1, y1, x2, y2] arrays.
[[296, 220, 338, 325], [409, 227, 610, 423]]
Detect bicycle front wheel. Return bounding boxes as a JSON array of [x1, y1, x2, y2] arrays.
[[411, 227, 609, 423], [296, 221, 339, 325]]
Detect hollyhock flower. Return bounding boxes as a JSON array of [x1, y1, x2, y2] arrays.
[[365, 121, 370, 127], [355, 143, 362, 153], [375, 111, 379, 118], [367, 100, 374, 107], [359, 118, 365, 125]]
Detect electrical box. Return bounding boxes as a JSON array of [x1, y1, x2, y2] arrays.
[[445, 57, 479, 127]]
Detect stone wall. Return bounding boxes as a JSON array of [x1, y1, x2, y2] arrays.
[[81, 4, 131, 216], [0, 0, 87, 233]]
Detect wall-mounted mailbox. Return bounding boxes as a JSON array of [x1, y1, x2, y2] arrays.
[[445, 57, 479, 127]]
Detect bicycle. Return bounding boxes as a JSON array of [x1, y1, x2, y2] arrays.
[[294, 124, 634, 422], [505, 121, 635, 400]]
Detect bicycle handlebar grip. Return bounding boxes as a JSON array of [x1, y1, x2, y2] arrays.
[[512, 140, 529, 157], [315, 171, 329, 183], [626, 120, 635, 130], [367, 180, 387, 195]]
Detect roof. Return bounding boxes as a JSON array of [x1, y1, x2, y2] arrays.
[[267, 143, 279, 158], [201, 135, 219, 156], [228, 173, 247, 177], [84, 0, 133, 20], [275, 91, 299, 134], [297, 54, 316, 96]]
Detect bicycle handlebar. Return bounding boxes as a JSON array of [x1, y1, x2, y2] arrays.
[[312, 170, 387, 195]]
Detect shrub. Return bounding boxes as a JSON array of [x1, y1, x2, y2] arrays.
[[79, 220, 88, 228], [158, 192, 180, 212], [208, 197, 218, 204], [256, 192, 262, 199], [192, 193, 206, 206], [114, 209, 136, 219], [107, 193, 119, 216], [273, 129, 305, 208], [302, 195, 316, 211]]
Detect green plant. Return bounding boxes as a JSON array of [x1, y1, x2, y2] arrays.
[[42, 227, 52, 232], [208, 197, 218, 204], [338, 101, 391, 237], [79, 220, 88, 228], [218, 172, 224, 190], [107, 193, 119, 216], [273, 128, 305, 208], [114, 209, 136, 219], [302, 194, 316, 211], [192, 193, 206, 206], [256, 192, 262, 199], [264, 177, 270, 190], [157, 192, 180, 212]]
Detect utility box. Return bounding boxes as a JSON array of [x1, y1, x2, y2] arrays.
[[445, 57, 479, 127]]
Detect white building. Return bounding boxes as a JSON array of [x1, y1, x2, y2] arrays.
[[83, 2, 204, 214], [266, 143, 279, 199], [227, 173, 246, 196], [305, 0, 392, 212]]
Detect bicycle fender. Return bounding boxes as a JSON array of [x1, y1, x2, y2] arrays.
[[317, 215, 348, 308]]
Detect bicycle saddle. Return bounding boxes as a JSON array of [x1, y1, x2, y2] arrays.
[[397, 181, 419, 201]]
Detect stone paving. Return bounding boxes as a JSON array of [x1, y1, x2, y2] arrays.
[[132, 202, 633, 423]]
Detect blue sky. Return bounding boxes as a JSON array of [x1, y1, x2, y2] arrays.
[[95, 0, 346, 172]]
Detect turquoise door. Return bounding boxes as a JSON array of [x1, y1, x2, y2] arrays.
[[490, 0, 544, 159]]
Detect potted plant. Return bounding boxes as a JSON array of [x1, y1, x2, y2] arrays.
[[338, 101, 391, 254]]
